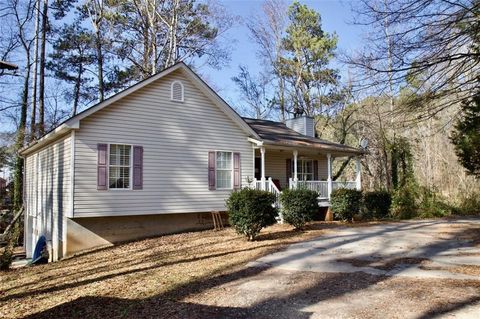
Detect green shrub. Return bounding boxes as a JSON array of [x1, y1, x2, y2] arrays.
[[363, 190, 392, 219], [280, 188, 319, 229], [226, 188, 277, 241], [458, 192, 480, 216], [417, 187, 455, 218], [330, 188, 363, 222], [390, 182, 418, 219]]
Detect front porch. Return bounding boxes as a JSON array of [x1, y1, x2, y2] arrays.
[[248, 146, 361, 204]]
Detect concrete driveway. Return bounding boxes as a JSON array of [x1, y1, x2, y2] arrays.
[[249, 219, 480, 280], [193, 218, 480, 319]]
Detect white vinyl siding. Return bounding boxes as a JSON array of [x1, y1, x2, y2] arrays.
[[285, 116, 315, 137], [24, 134, 71, 260], [73, 69, 254, 217], [260, 149, 328, 189]]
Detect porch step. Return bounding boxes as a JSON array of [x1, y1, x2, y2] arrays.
[[318, 198, 330, 207]]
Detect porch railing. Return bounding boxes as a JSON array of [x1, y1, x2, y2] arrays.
[[289, 178, 358, 199], [248, 178, 283, 223], [332, 181, 357, 191], [297, 181, 329, 198]]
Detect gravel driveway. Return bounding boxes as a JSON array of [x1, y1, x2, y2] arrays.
[[191, 218, 480, 319]]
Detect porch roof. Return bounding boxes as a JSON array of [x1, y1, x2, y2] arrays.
[[243, 118, 364, 156]]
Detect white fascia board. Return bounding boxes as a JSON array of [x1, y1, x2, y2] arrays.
[[20, 123, 78, 156], [65, 63, 184, 127], [248, 137, 263, 146], [21, 62, 260, 155]]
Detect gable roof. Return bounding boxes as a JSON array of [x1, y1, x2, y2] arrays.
[[20, 62, 260, 155], [243, 118, 364, 156]]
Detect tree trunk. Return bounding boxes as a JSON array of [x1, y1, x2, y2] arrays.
[[279, 77, 285, 122], [333, 156, 353, 181], [29, 0, 41, 141], [95, 30, 104, 101], [72, 66, 82, 116], [38, 0, 48, 136], [14, 55, 31, 212]]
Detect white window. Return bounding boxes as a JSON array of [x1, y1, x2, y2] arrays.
[[216, 151, 232, 189], [293, 159, 314, 181], [171, 81, 184, 102], [109, 144, 131, 189]]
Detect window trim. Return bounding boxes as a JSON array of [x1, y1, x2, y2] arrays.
[[293, 158, 314, 181], [215, 150, 234, 190], [170, 80, 184, 102], [107, 143, 133, 191]]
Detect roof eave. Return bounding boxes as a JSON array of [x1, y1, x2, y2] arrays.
[[180, 67, 260, 140], [19, 122, 79, 156], [20, 62, 260, 155], [260, 140, 365, 156]]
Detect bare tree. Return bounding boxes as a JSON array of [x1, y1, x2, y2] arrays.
[[29, 0, 40, 140], [37, 0, 48, 136], [348, 0, 480, 119], [232, 65, 273, 119], [113, 0, 234, 80], [83, 0, 108, 102], [246, 0, 288, 121], [9, 0, 34, 211]]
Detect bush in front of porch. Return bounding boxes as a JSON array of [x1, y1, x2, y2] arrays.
[[226, 188, 277, 241], [362, 190, 392, 219], [330, 189, 363, 222], [280, 188, 319, 230]]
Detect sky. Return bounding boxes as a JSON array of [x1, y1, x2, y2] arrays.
[[203, 0, 363, 110], [0, 0, 364, 133], [0, 0, 363, 180]]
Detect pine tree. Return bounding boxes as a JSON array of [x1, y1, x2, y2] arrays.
[[451, 91, 480, 177], [47, 22, 96, 115], [278, 1, 338, 116]]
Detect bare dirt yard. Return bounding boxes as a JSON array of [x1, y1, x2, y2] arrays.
[[1, 218, 480, 319]]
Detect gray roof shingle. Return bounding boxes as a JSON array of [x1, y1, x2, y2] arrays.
[[243, 117, 364, 155]]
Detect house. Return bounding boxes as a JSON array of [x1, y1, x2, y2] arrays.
[[20, 62, 363, 261]]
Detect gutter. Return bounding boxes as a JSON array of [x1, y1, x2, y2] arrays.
[[19, 122, 79, 156]]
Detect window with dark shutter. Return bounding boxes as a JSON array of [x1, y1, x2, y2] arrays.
[[97, 144, 108, 190], [233, 152, 240, 189], [132, 146, 143, 190], [208, 151, 216, 190]]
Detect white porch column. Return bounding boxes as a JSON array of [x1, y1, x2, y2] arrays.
[[293, 150, 298, 182], [355, 157, 362, 190], [327, 153, 332, 199], [260, 146, 266, 190]]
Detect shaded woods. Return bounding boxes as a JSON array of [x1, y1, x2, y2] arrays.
[[232, 0, 479, 216]]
